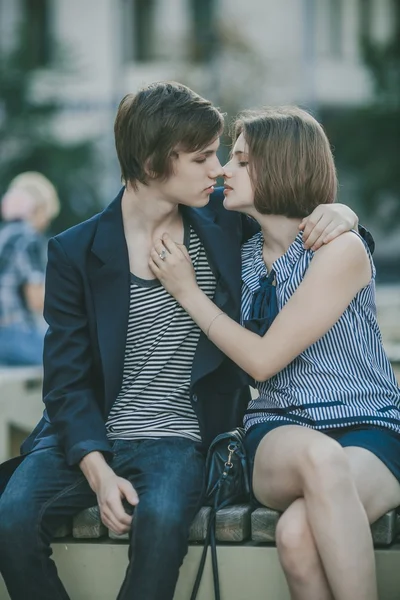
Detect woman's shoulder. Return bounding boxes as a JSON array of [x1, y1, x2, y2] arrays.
[[309, 230, 374, 290], [314, 231, 371, 267]]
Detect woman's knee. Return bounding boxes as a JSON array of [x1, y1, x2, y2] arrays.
[[276, 507, 319, 582], [302, 437, 353, 494]]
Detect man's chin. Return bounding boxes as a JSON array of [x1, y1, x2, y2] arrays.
[[185, 195, 211, 208]]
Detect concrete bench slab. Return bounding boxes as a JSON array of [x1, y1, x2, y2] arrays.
[[371, 511, 398, 546], [251, 507, 280, 543], [107, 506, 213, 542], [251, 506, 399, 547], [189, 506, 211, 541], [73, 503, 399, 547], [215, 504, 252, 542], [54, 521, 72, 538], [75, 504, 251, 543], [73, 506, 107, 539]]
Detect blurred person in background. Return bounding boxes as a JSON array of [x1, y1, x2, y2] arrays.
[[0, 172, 60, 366]]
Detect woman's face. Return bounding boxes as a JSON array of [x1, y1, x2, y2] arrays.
[[222, 133, 254, 213]]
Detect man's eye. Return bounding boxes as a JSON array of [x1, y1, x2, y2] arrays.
[[195, 158, 206, 164]]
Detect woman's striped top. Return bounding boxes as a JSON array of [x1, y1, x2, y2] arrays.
[[241, 230, 400, 435], [106, 223, 216, 442]]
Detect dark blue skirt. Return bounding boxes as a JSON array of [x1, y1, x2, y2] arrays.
[[245, 422, 400, 484]]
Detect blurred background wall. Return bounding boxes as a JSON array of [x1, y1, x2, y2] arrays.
[[0, 0, 398, 288]]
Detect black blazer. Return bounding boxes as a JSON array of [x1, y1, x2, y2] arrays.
[[14, 188, 254, 472]]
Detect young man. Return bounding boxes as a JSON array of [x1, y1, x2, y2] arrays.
[[0, 82, 362, 600]]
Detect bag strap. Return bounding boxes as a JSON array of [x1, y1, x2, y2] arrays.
[[210, 519, 220, 600], [190, 509, 215, 600], [190, 483, 234, 600]]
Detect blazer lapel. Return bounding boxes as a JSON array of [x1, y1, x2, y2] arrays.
[[88, 189, 130, 413], [181, 204, 241, 315], [181, 204, 242, 387], [88, 193, 243, 402]]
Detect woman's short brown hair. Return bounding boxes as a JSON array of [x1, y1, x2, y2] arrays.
[[114, 81, 224, 189], [233, 107, 337, 218]]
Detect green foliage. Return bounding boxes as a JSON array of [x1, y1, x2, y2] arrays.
[[321, 0, 400, 228], [0, 22, 102, 233]]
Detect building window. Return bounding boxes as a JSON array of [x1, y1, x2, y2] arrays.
[[23, 0, 51, 67], [189, 0, 216, 63], [327, 0, 344, 58], [123, 0, 156, 62]]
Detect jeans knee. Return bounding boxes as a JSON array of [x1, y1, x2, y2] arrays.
[[0, 494, 37, 551], [136, 499, 191, 540]]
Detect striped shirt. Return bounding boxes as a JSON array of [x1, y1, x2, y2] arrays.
[[241, 231, 400, 435], [106, 223, 216, 441]]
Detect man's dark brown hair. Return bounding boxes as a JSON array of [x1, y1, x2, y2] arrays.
[[233, 106, 338, 218], [114, 81, 224, 188]]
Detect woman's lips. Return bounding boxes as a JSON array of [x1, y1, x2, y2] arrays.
[[223, 185, 233, 195]]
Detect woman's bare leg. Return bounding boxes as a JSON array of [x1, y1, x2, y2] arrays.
[[343, 446, 400, 523], [275, 498, 333, 600], [252, 425, 389, 600]]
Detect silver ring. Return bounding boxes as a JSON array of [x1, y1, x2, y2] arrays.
[[159, 249, 167, 261]]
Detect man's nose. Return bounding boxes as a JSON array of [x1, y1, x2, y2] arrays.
[[209, 157, 224, 179]]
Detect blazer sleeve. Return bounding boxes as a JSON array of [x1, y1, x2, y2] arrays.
[[42, 237, 112, 466], [358, 224, 375, 255]]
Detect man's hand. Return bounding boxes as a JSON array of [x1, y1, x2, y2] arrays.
[[80, 451, 139, 535], [299, 203, 358, 251], [95, 471, 138, 535]]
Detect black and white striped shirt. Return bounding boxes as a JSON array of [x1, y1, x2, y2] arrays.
[[106, 223, 216, 441], [242, 230, 400, 435]]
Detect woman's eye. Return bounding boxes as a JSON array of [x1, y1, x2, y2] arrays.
[[238, 161, 248, 167]]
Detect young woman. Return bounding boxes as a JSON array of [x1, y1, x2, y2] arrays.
[[149, 107, 400, 600]]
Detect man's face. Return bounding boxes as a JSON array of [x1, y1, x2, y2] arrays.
[[222, 133, 254, 214], [152, 138, 223, 207]]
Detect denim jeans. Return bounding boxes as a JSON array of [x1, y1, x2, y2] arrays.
[[0, 324, 44, 366], [0, 437, 205, 600]]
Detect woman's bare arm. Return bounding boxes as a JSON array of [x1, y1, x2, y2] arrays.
[[150, 232, 371, 382]]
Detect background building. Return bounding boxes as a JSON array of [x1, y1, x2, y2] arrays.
[[0, 0, 399, 283]]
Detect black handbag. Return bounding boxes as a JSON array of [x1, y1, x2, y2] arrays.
[[190, 428, 251, 600]]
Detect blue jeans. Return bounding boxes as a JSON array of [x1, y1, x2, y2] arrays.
[[0, 437, 205, 600], [0, 324, 44, 366]]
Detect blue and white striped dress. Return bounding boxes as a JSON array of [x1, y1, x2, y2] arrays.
[[241, 231, 400, 435]]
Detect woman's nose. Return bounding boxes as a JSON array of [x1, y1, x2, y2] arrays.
[[222, 165, 232, 178]]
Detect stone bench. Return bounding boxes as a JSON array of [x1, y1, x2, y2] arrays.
[[23, 503, 396, 600], [0, 367, 43, 463], [55, 503, 400, 547]]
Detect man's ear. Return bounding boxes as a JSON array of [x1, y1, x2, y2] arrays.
[[143, 157, 156, 180]]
